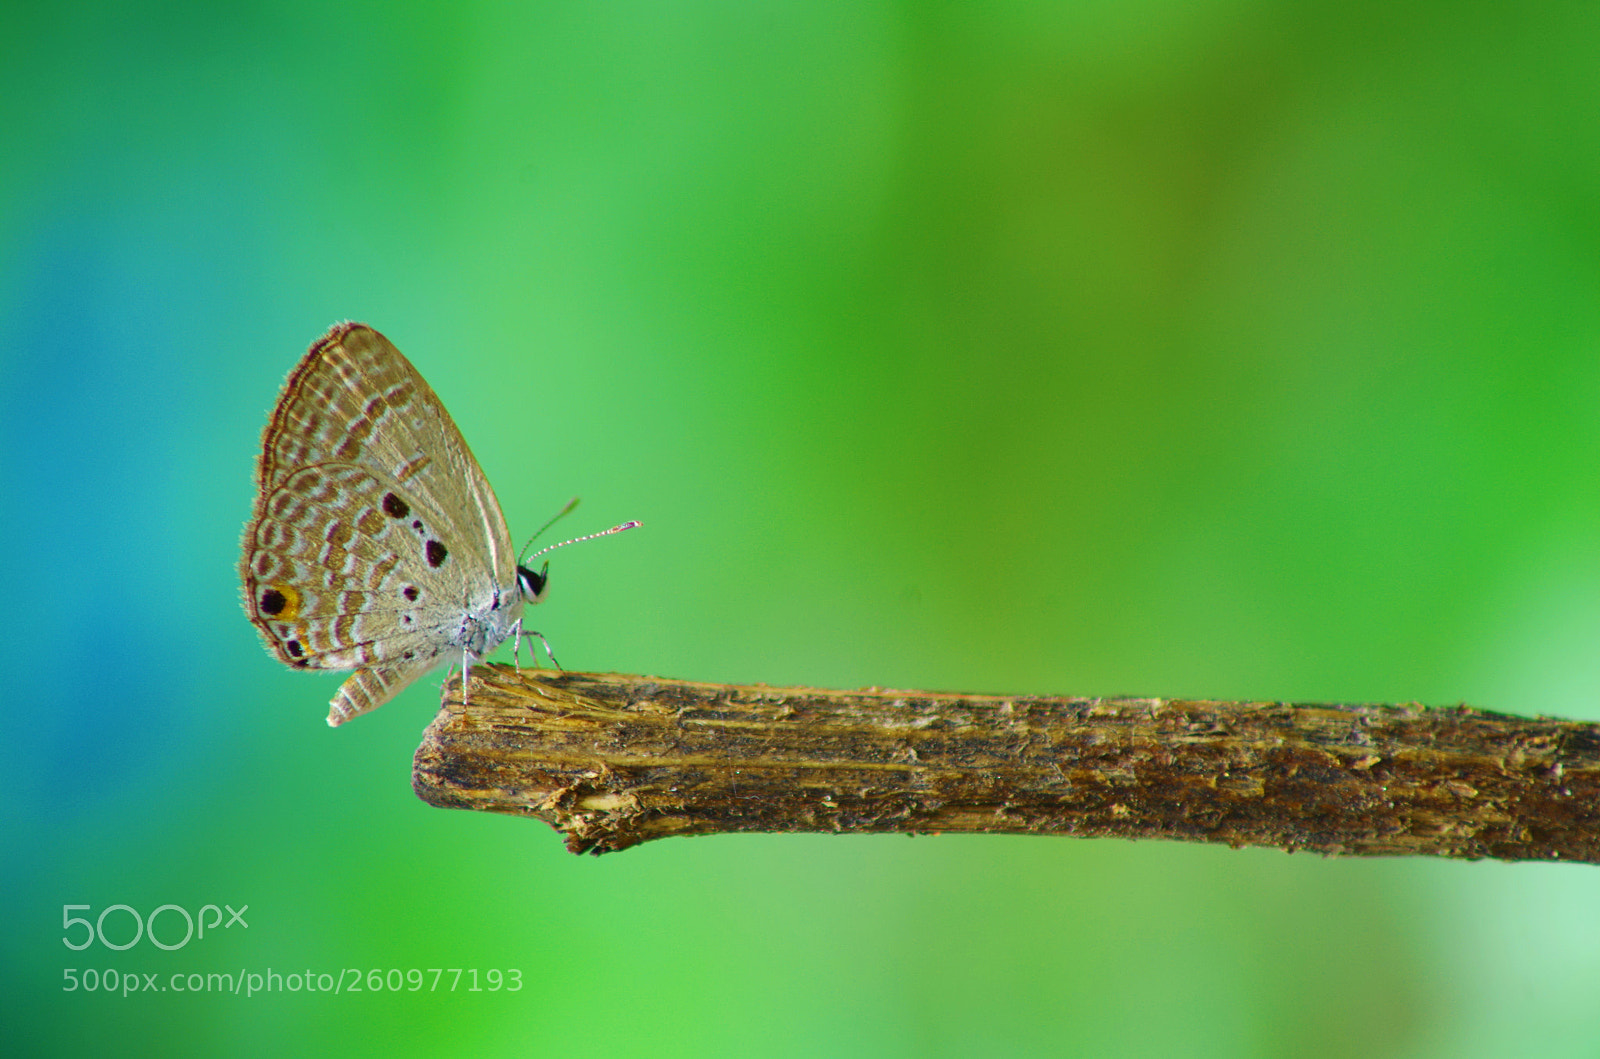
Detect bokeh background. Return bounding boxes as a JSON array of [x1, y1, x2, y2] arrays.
[[5, 3, 1600, 1056]]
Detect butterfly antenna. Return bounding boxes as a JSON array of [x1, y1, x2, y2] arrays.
[[516, 497, 582, 563], [526, 518, 643, 561]]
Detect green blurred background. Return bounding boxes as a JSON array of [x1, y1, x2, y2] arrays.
[[5, 2, 1600, 1056]]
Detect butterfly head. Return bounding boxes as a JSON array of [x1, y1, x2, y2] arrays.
[[516, 561, 551, 605]]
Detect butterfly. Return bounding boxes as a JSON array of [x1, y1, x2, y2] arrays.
[[239, 322, 637, 726]]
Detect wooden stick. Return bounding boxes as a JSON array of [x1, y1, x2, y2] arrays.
[[411, 666, 1600, 861]]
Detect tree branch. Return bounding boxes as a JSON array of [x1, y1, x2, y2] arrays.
[[411, 666, 1600, 861]]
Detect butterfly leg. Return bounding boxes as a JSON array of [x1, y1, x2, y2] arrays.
[[512, 620, 563, 671], [533, 631, 562, 670]]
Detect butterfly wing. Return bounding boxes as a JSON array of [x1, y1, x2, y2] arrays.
[[252, 323, 515, 574], [240, 323, 521, 724]]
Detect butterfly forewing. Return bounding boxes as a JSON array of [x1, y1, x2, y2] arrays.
[[256, 325, 514, 581]]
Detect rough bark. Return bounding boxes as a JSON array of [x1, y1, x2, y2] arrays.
[[411, 665, 1600, 861]]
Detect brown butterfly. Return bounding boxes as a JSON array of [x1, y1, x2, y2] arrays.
[[240, 322, 638, 725]]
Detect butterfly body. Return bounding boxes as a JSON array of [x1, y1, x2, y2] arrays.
[[240, 323, 544, 726]]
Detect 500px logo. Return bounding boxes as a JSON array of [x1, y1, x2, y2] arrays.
[[63, 904, 248, 951]]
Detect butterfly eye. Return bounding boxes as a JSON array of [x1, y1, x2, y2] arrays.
[[517, 561, 550, 604]]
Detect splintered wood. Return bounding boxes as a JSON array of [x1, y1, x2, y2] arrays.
[[412, 667, 1600, 860]]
